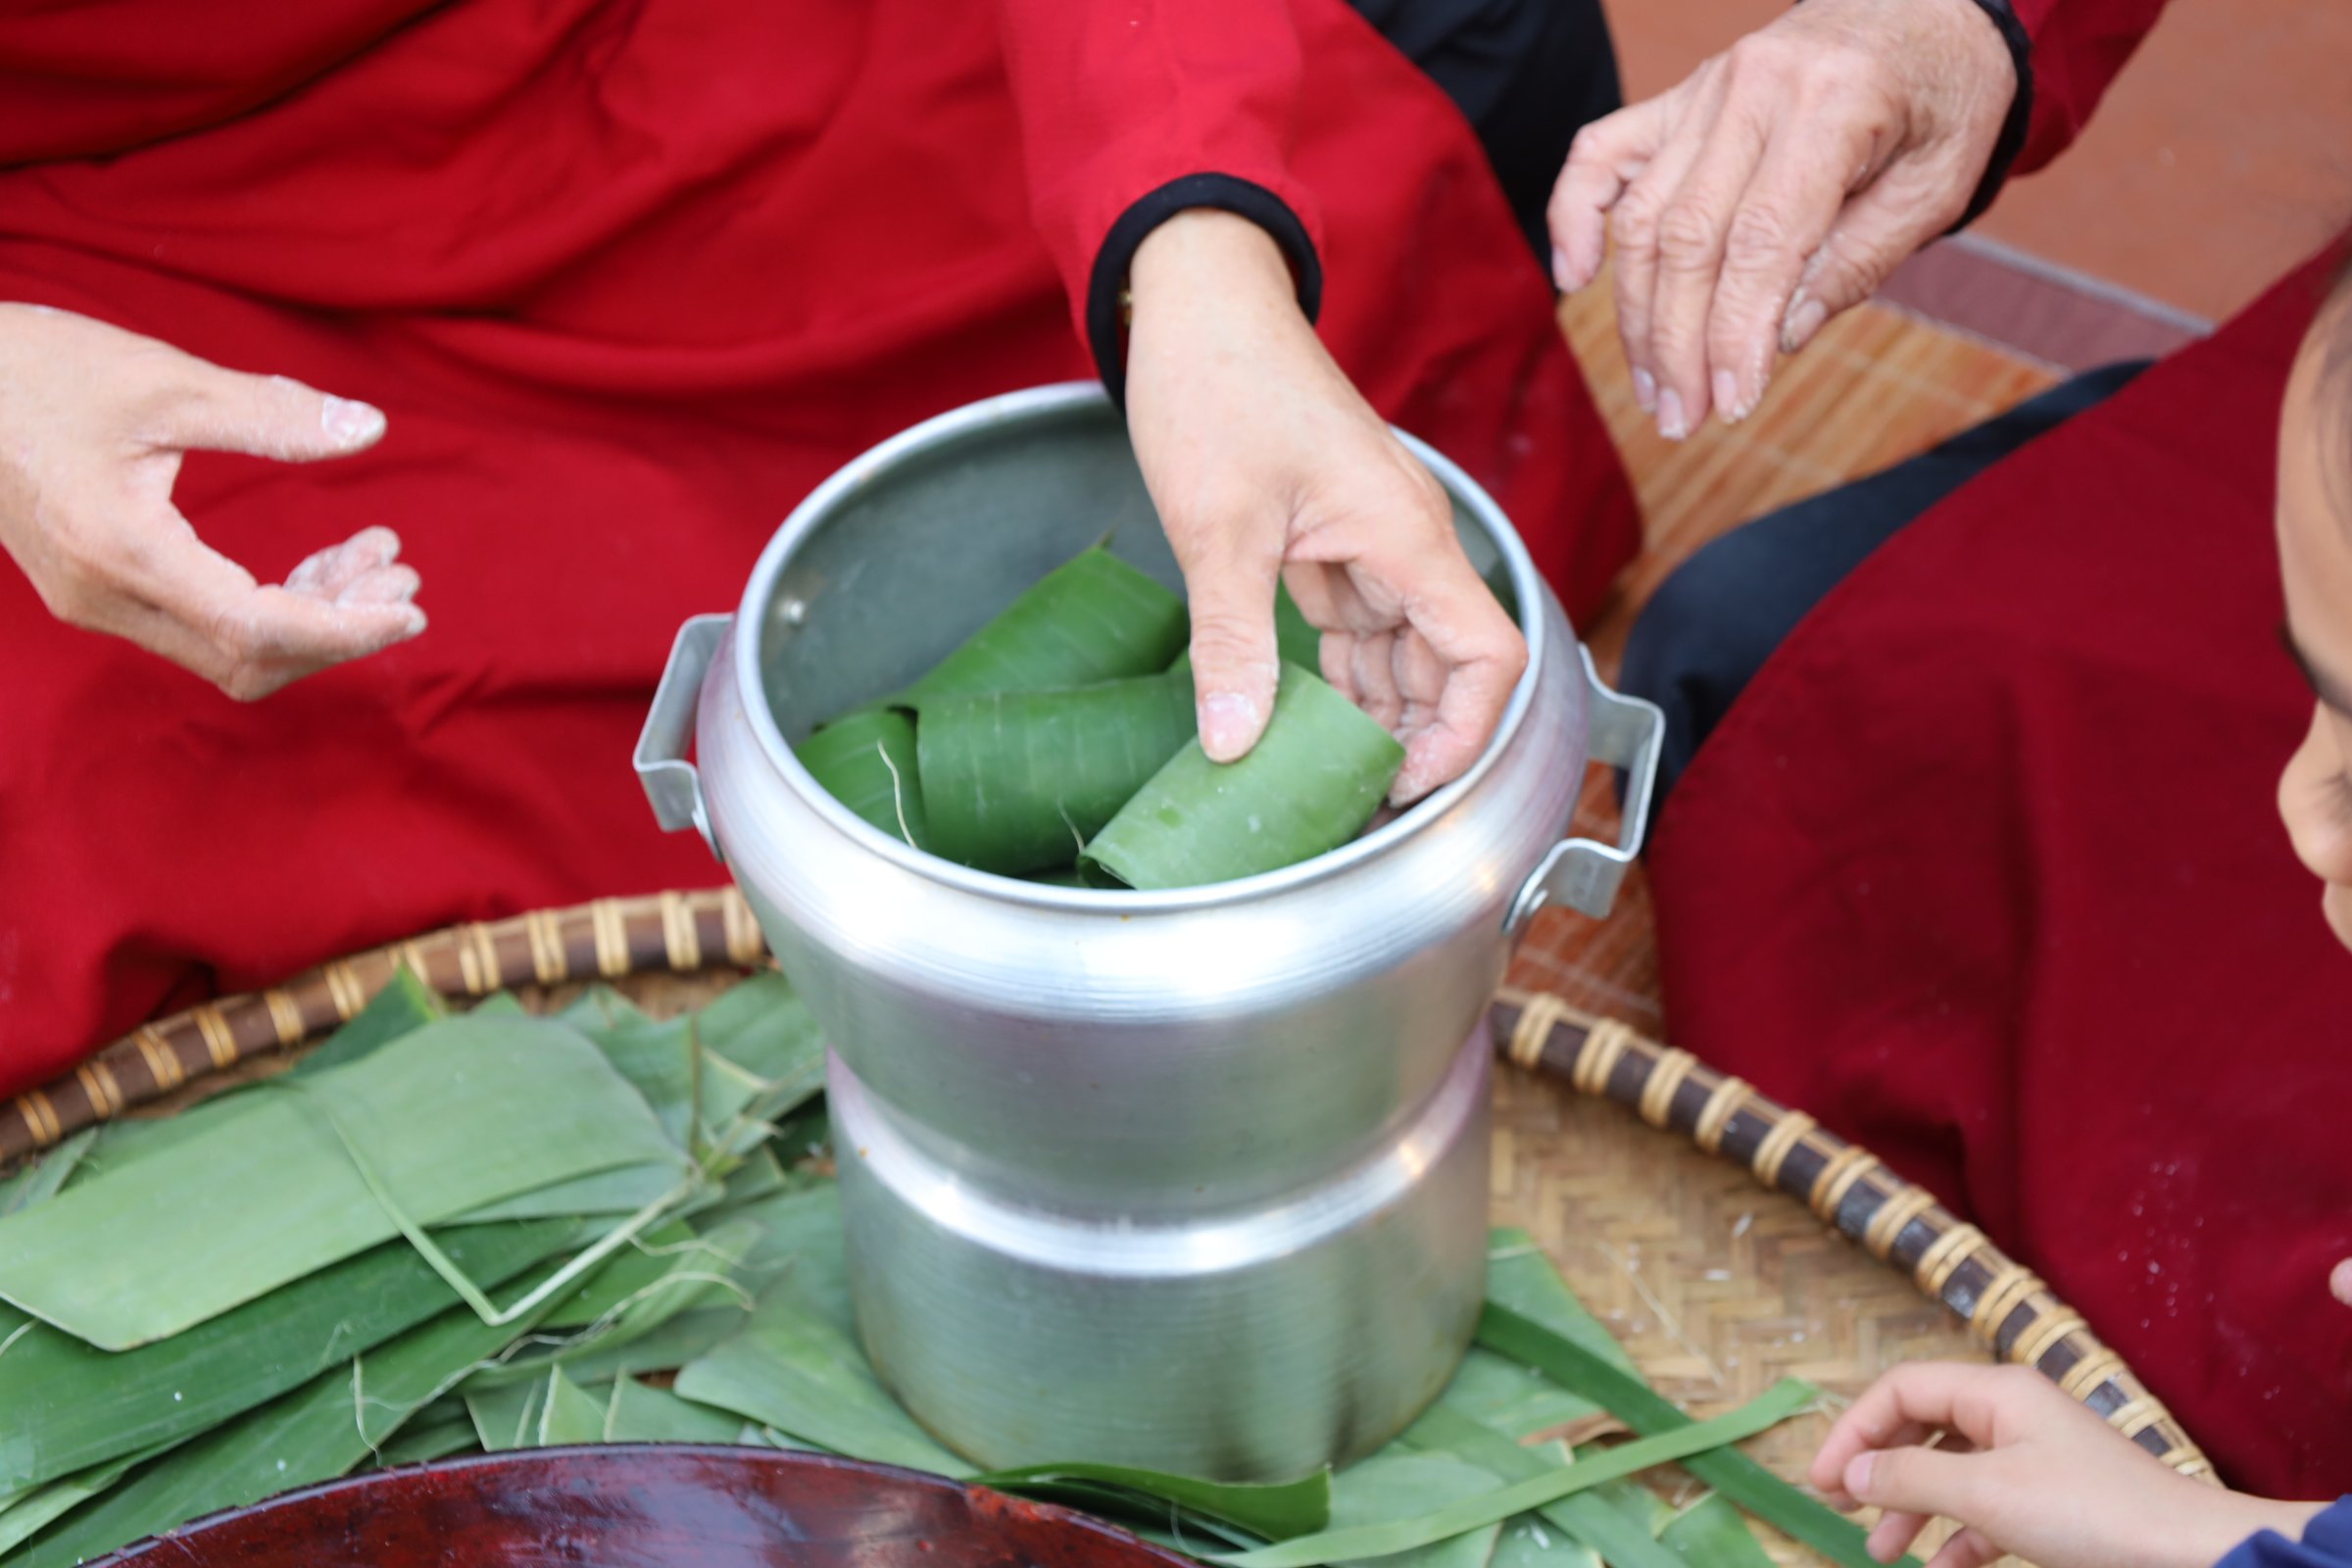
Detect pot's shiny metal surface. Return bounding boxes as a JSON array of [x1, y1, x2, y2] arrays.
[[637, 383, 1661, 1479]]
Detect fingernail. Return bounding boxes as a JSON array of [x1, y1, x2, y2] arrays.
[[1843, 1454, 1874, 1497], [1200, 692, 1262, 762], [321, 396, 386, 448], [1713, 368, 1745, 424], [1550, 245, 1571, 292], [1630, 368, 1657, 414], [1784, 297, 1829, 355], [1656, 388, 1688, 441], [399, 607, 427, 638], [2330, 1258, 2352, 1305]]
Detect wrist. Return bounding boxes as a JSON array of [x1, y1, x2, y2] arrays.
[[1130, 210, 1294, 318]]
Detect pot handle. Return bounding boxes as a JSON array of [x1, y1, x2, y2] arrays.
[[634, 612, 734, 859], [1507, 646, 1664, 930]]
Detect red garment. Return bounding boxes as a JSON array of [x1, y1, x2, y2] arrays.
[[1649, 248, 2352, 1496], [0, 1, 1637, 1090], [2011, 0, 2171, 172]]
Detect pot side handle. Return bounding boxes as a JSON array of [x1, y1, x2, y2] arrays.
[[1506, 645, 1664, 931], [634, 612, 734, 860]]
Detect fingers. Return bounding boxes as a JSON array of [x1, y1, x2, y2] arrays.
[[1699, 118, 1874, 423], [1387, 581, 1523, 805], [1182, 549, 1285, 763], [2332, 1258, 2352, 1306], [1782, 169, 1958, 355], [1923, 1527, 2003, 1568], [1640, 90, 1770, 436], [1547, 96, 1674, 293], [1814, 1362, 2037, 1486], [120, 516, 425, 700], [1609, 68, 1723, 424], [1842, 1443, 1988, 1537], [158, 362, 387, 464]]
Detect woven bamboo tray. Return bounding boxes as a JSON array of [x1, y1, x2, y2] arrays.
[[1, 887, 2213, 1564]]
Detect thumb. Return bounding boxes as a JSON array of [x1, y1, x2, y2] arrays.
[[1778, 169, 1954, 354], [1845, 1445, 1989, 1526], [1184, 560, 1283, 764], [160, 363, 388, 464]]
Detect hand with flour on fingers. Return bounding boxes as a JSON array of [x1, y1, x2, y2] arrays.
[[1123, 210, 1526, 805], [1810, 1362, 2333, 1568], [1550, 0, 2021, 440], [0, 304, 422, 701]]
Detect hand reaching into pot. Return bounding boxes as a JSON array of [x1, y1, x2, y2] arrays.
[[0, 304, 423, 700], [1123, 211, 1527, 806], [1549, 0, 2016, 439]]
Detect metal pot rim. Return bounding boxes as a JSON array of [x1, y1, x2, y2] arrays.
[[729, 381, 1549, 911]]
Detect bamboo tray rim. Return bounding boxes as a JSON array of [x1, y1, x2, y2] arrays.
[[0, 885, 2212, 1488]]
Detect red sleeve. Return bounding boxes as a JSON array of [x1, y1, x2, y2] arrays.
[[2006, 0, 2171, 173], [994, 0, 1327, 400]]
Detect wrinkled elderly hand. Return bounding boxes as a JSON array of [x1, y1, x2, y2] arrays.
[[0, 304, 421, 700], [1810, 1363, 2320, 1568], [1550, 0, 2015, 439], [1124, 211, 1525, 805]]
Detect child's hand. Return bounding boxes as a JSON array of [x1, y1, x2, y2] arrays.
[[1810, 1364, 2320, 1568]]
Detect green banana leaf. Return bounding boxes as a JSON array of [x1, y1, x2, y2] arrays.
[[1491, 1514, 1600, 1568], [890, 547, 1188, 710], [0, 1439, 180, 1558], [14, 1264, 576, 1568], [1485, 1232, 1639, 1375], [1401, 1408, 1685, 1568], [535, 1368, 612, 1445], [0, 1017, 686, 1349], [368, 1417, 478, 1469], [1209, 1380, 1814, 1568], [1273, 580, 1323, 674], [291, 965, 447, 1080], [671, 1291, 975, 1477], [478, 1217, 760, 1385], [0, 1218, 574, 1494], [1323, 1452, 1506, 1568], [533, 1304, 751, 1389], [466, 1379, 547, 1452], [604, 1378, 747, 1445], [798, 708, 930, 849], [980, 1462, 1332, 1543], [919, 670, 1196, 874], [1659, 1494, 1777, 1567], [1434, 1347, 1604, 1439], [724, 1186, 855, 1334], [1477, 1305, 1907, 1568], [1082, 662, 1404, 890], [0, 1130, 94, 1218]]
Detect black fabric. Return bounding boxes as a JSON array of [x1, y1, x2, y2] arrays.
[[1619, 359, 2148, 816], [1951, 0, 2036, 231], [1086, 173, 1325, 410], [1349, 0, 1622, 264]]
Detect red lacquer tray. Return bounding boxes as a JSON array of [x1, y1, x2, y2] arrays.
[[93, 1447, 1195, 1568]]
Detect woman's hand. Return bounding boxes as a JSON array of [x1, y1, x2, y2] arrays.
[[1549, 0, 2016, 439], [1123, 212, 1526, 804], [1811, 1363, 2324, 1568], [0, 304, 422, 700]]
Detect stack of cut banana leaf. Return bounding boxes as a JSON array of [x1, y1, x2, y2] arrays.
[[797, 545, 1406, 890], [0, 975, 1912, 1568]]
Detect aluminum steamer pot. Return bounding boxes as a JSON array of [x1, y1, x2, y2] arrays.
[[636, 383, 1661, 1481]]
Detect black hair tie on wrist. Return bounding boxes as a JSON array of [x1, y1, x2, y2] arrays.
[[1086, 173, 1324, 414], [1950, 0, 2036, 232]]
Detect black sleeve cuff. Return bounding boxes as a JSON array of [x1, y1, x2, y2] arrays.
[[1086, 173, 1324, 413], [1947, 0, 2034, 232]]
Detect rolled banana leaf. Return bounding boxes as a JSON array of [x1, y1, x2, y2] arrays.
[[796, 708, 928, 849], [892, 547, 1187, 708], [918, 669, 1197, 875], [1081, 661, 1404, 890]]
